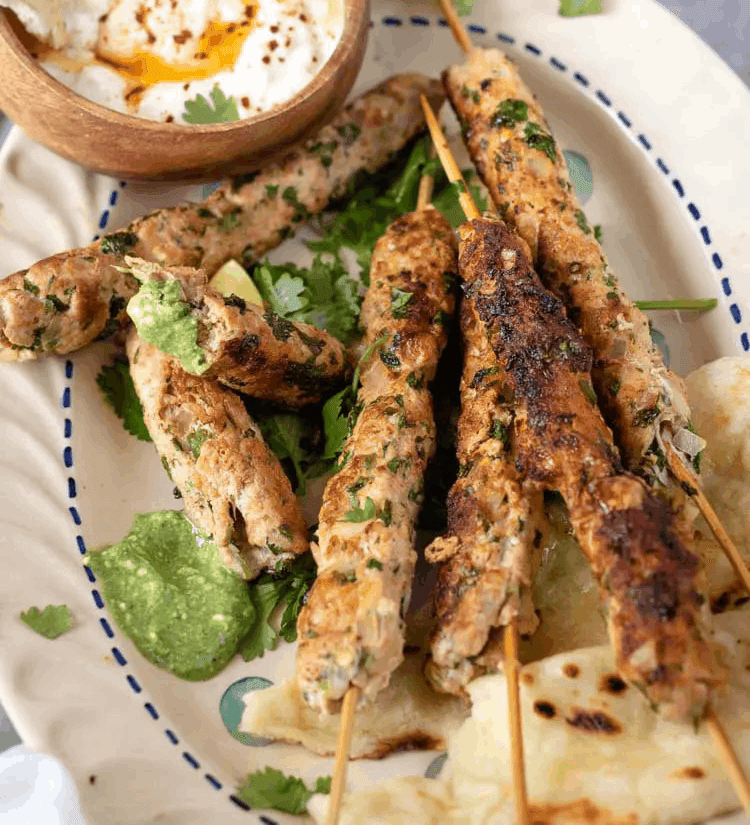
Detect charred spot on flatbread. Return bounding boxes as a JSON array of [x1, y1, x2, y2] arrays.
[[533, 700, 556, 718], [563, 663, 580, 678], [565, 708, 622, 735], [370, 731, 444, 759], [522, 672, 535, 686], [528, 799, 638, 825], [600, 673, 628, 695], [712, 591, 731, 613], [674, 766, 706, 780]]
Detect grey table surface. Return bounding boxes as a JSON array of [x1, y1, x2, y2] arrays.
[[0, 0, 748, 757]]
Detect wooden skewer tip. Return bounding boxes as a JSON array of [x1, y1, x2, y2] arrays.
[[325, 685, 361, 825], [505, 618, 530, 825], [664, 442, 750, 594], [437, 0, 474, 55], [706, 706, 750, 814], [418, 94, 481, 222], [416, 167, 435, 211]]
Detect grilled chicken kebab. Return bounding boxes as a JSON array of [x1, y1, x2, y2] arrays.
[[296, 207, 457, 713], [443, 49, 701, 493], [458, 215, 723, 722], [127, 334, 308, 579], [425, 298, 546, 695], [0, 73, 444, 361], [124, 258, 346, 409]]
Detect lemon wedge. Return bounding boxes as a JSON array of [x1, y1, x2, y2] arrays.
[[209, 259, 264, 307]]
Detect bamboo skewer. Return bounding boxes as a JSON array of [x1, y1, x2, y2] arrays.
[[706, 707, 750, 813], [421, 91, 530, 825], [325, 686, 361, 825], [434, 0, 747, 599], [431, 3, 750, 813], [324, 158, 439, 825], [438, 0, 475, 56], [505, 616, 530, 825], [665, 441, 750, 594], [420, 95, 478, 221]]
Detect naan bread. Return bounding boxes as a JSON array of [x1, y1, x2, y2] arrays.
[[309, 608, 750, 825], [685, 356, 750, 610], [518, 497, 608, 662], [239, 650, 468, 759], [308, 776, 468, 825]]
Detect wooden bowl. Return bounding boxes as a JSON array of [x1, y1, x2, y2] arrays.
[[0, 0, 370, 182]]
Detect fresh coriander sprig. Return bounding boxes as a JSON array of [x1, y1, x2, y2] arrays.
[[634, 299, 718, 312], [20, 605, 73, 639], [321, 335, 389, 460], [97, 360, 152, 442], [238, 553, 317, 662], [183, 86, 240, 124], [236, 767, 331, 814], [559, 0, 603, 16]]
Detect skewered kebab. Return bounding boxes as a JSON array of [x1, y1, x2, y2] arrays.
[[425, 297, 546, 696], [124, 258, 347, 409], [296, 206, 457, 714], [127, 334, 308, 579], [425, 10, 750, 803], [459, 213, 723, 722], [442, 48, 701, 493], [0, 73, 444, 362]]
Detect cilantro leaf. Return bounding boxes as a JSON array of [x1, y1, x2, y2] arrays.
[[236, 767, 331, 814], [238, 553, 317, 662], [524, 122, 557, 162], [559, 0, 602, 16], [321, 387, 352, 460], [342, 496, 376, 522], [186, 428, 210, 458], [390, 287, 413, 318], [574, 208, 592, 235], [431, 168, 488, 227], [313, 776, 332, 794], [252, 256, 361, 345], [182, 86, 240, 124], [20, 605, 73, 639], [253, 412, 329, 496], [96, 360, 152, 442], [269, 272, 307, 314], [307, 136, 482, 279], [307, 139, 434, 281], [320, 335, 388, 460]]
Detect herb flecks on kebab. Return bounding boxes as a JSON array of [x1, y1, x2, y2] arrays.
[[0, 73, 444, 361], [296, 207, 457, 714], [127, 334, 308, 580], [459, 215, 724, 722], [124, 258, 347, 409], [425, 297, 546, 696], [442, 48, 703, 491]]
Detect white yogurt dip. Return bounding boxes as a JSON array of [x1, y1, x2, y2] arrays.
[[3, 0, 343, 122]]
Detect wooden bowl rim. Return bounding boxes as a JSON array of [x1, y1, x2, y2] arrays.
[[0, 0, 369, 135]]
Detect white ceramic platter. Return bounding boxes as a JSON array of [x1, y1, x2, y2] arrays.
[[0, 1, 749, 823]]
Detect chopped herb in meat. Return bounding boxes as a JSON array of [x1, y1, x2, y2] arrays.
[[491, 98, 529, 129], [100, 232, 138, 257], [523, 122, 557, 162]]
